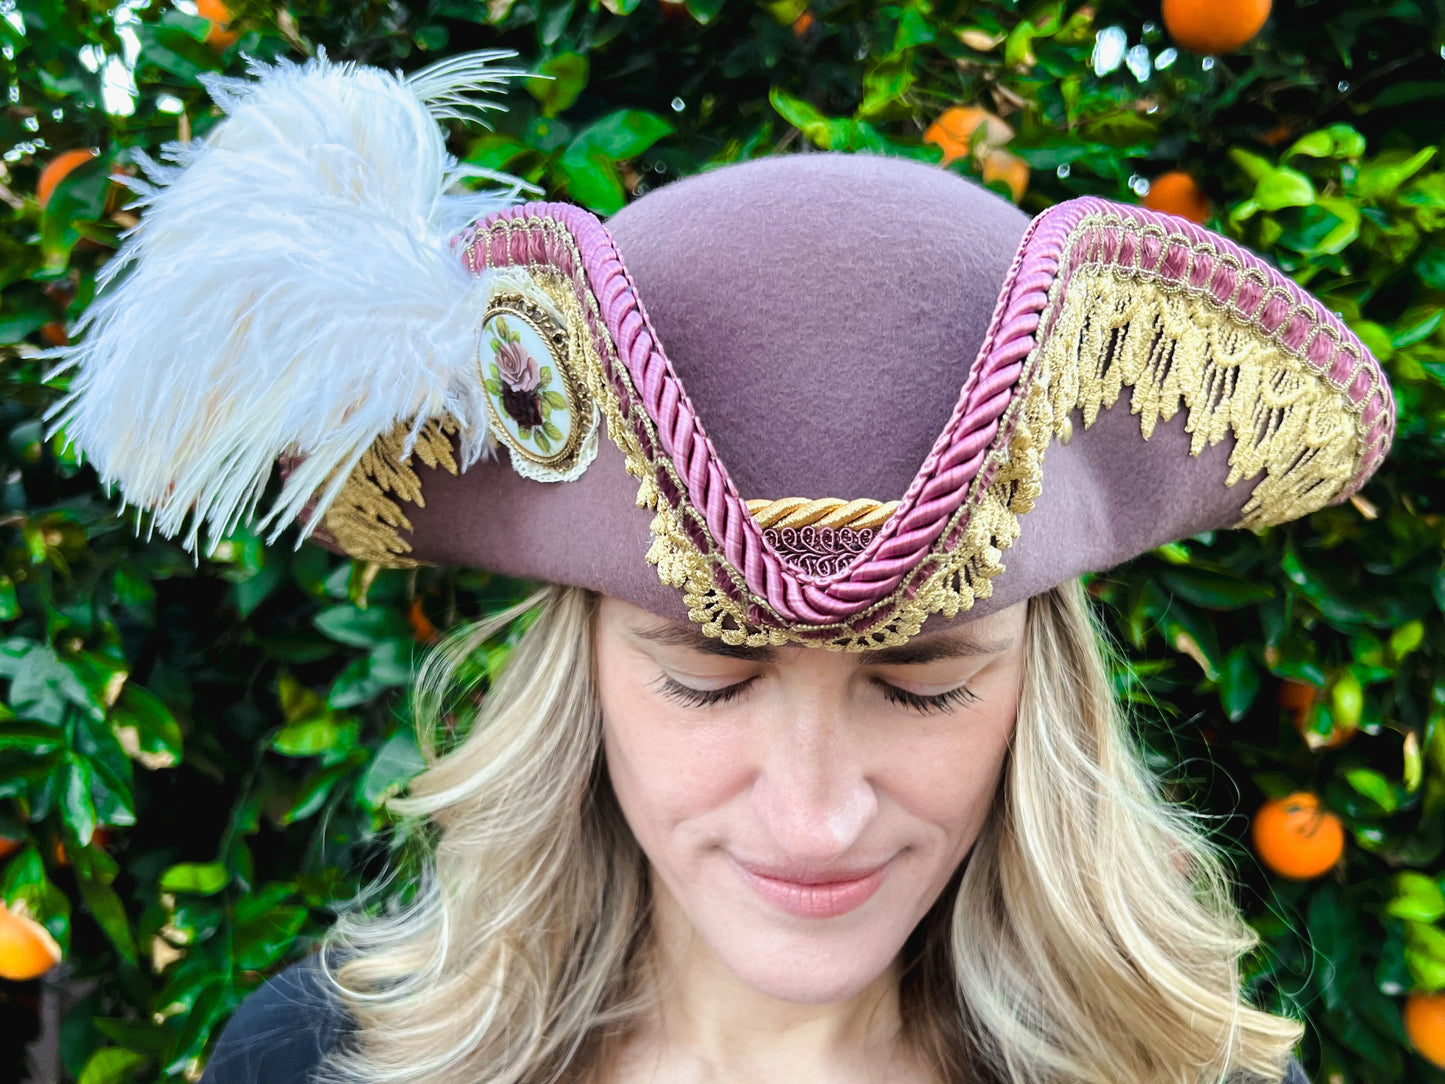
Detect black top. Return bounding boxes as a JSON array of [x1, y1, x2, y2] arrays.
[[200, 957, 1314, 1084]]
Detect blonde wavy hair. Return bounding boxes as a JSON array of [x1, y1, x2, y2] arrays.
[[318, 580, 1303, 1084]]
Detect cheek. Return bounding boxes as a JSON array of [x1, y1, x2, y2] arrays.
[[875, 698, 1017, 862], [597, 665, 751, 856]]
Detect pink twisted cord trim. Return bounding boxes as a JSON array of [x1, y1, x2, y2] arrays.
[[463, 197, 1394, 629]]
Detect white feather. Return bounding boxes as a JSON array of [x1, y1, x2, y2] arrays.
[[47, 50, 532, 553]]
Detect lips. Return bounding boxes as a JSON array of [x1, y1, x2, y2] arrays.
[[731, 857, 890, 919]]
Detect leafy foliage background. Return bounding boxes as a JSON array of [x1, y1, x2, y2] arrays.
[[0, 1, 1443, 1081]]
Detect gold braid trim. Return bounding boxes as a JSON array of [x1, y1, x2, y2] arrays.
[[745, 497, 899, 531], [321, 418, 460, 567], [326, 215, 1367, 650]]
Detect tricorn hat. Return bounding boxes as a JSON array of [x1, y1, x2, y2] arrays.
[[51, 54, 1395, 650]]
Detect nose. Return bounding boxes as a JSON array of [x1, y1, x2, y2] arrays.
[[750, 703, 878, 863]]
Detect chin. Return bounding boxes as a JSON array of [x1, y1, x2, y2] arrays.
[[702, 909, 913, 1005]]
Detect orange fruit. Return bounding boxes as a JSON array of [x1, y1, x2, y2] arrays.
[[792, 9, 814, 35], [52, 826, 111, 867], [1405, 993, 1445, 1069], [197, 0, 239, 49], [1251, 792, 1345, 880], [408, 597, 439, 645], [39, 322, 68, 347], [1142, 171, 1211, 224], [0, 902, 62, 981], [1162, 0, 1271, 55], [982, 148, 1029, 202], [1278, 680, 1355, 750], [923, 106, 1014, 167], [36, 149, 97, 209], [0, 837, 20, 860]]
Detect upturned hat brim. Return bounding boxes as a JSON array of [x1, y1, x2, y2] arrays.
[[330, 156, 1392, 648]]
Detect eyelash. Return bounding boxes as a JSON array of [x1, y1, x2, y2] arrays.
[[653, 676, 981, 714]]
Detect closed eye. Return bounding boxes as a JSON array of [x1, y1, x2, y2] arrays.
[[652, 675, 981, 714], [873, 679, 981, 715], [653, 674, 757, 708]]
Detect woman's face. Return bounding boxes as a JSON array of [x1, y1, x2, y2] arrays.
[[595, 597, 1028, 1005]]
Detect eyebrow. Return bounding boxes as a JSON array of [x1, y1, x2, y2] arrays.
[[629, 624, 1012, 664]]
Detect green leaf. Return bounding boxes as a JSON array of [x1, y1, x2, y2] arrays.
[[1344, 767, 1397, 813], [1253, 168, 1317, 211], [62, 758, 97, 846], [573, 110, 674, 160], [77, 1047, 147, 1084], [859, 63, 914, 117], [1352, 146, 1437, 200], [77, 877, 138, 964], [314, 605, 412, 648], [157, 861, 230, 896], [1218, 647, 1262, 722], [133, 24, 223, 81], [892, 7, 935, 52], [538, 0, 575, 44], [1002, 20, 1036, 68], [769, 89, 836, 149], [1156, 567, 1274, 609], [555, 144, 626, 214], [280, 763, 350, 824], [526, 52, 588, 116], [685, 0, 724, 24], [484, 377, 504, 396], [0, 641, 106, 724], [1405, 921, 1445, 991], [1413, 243, 1445, 290], [1386, 872, 1445, 923], [1228, 148, 1274, 183], [359, 728, 426, 809], [110, 685, 182, 770], [234, 903, 308, 970], [1285, 124, 1365, 161], [542, 390, 568, 411], [271, 716, 358, 757], [1391, 307, 1443, 349]]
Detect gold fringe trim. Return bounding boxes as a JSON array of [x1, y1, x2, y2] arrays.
[[328, 215, 1366, 650], [1040, 265, 1359, 529], [746, 497, 899, 531], [321, 418, 460, 567]]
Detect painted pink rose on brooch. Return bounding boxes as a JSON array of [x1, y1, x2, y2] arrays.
[[487, 317, 546, 430]]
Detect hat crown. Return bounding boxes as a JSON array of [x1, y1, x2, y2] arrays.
[[606, 154, 1031, 502]]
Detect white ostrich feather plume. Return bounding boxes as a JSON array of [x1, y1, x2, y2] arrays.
[[47, 50, 532, 553]]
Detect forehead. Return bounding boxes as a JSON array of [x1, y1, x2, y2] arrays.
[[600, 595, 1026, 664]]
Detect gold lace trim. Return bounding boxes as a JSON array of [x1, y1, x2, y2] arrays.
[[746, 497, 898, 531], [327, 215, 1366, 649]]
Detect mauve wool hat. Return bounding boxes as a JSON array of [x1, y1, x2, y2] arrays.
[[51, 54, 1395, 649]]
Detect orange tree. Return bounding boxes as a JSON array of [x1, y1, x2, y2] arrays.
[[0, 1, 1442, 1081]]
